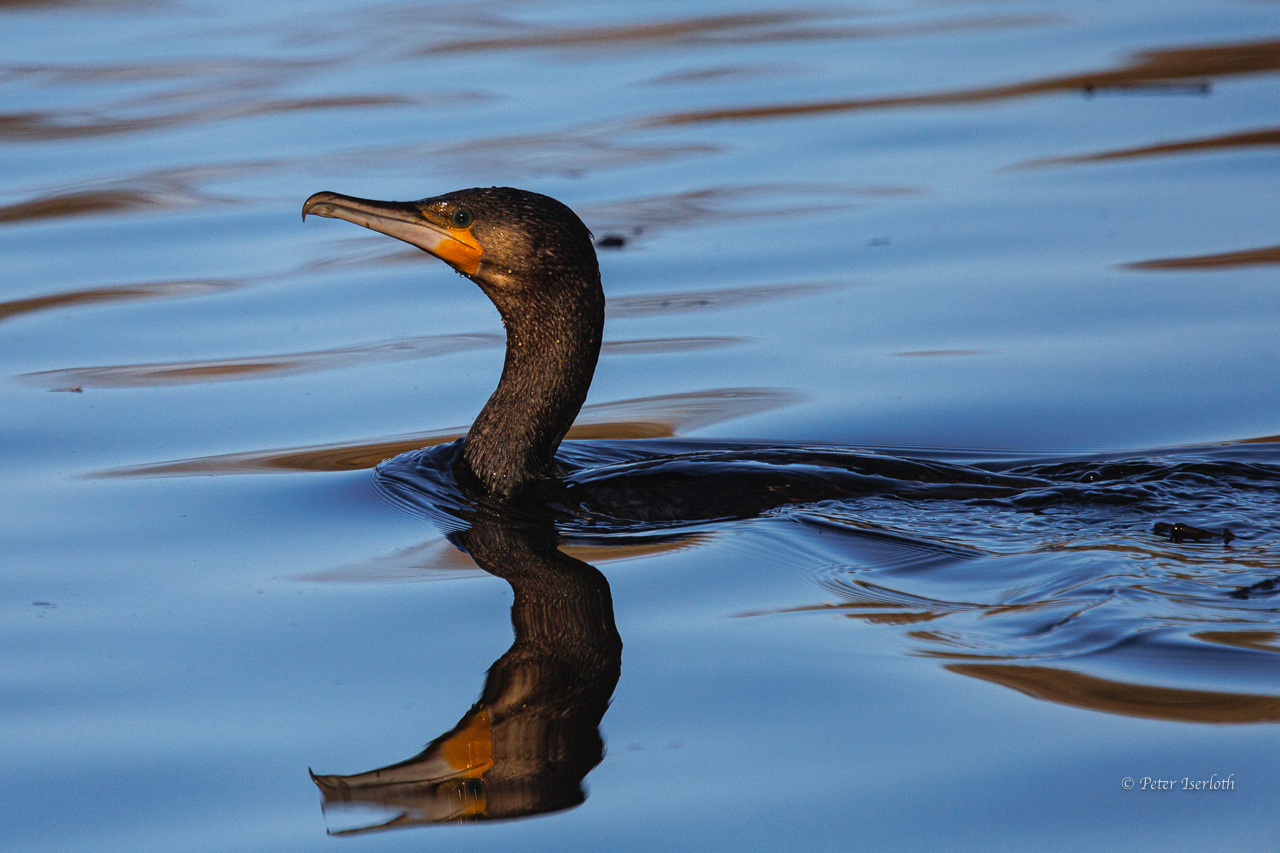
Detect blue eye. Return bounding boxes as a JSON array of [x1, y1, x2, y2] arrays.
[[451, 208, 473, 228]]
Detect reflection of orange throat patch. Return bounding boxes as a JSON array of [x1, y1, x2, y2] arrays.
[[438, 709, 494, 779]]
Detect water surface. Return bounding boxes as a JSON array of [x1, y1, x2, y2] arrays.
[[3, 0, 1280, 850]]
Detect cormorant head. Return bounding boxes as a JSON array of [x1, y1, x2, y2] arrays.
[[302, 186, 599, 306], [303, 186, 606, 499]]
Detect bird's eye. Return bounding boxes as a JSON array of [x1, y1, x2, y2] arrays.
[[451, 208, 473, 228]]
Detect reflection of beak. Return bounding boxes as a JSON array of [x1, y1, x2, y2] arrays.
[[302, 191, 483, 275], [310, 709, 494, 831]]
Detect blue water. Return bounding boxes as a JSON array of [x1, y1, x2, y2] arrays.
[[3, 0, 1280, 850]]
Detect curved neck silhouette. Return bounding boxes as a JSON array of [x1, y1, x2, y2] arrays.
[[459, 264, 604, 500]]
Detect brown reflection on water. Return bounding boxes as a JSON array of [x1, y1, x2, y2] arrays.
[[948, 663, 1280, 724], [583, 184, 917, 234], [293, 532, 709, 585], [294, 537, 483, 584], [0, 165, 255, 225], [102, 429, 466, 478], [1013, 127, 1280, 169], [602, 336, 746, 355], [577, 386, 801, 435], [420, 9, 1053, 55], [2, 57, 323, 86], [17, 334, 503, 389], [312, 514, 622, 831], [892, 349, 988, 358], [1193, 630, 1280, 653], [608, 280, 851, 319], [1122, 245, 1280, 270], [421, 11, 816, 54], [646, 38, 1280, 126], [0, 0, 80, 7], [736, 582, 981, 626], [90, 387, 801, 477], [645, 63, 797, 86], [1223, 433, 1280, 445], [0, 187, 169, 223], [0, 54, 418, 142], [0, 278, 241, 323], [0, 101, 398, 143], [297, 241, 426, 272], [393, 131, 715, 180], [20, 336, 741, 390]]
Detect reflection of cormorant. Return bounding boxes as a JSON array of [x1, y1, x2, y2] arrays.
[[311, 512, 622, 831], [299, 188, 1280, 830], [302, 187, 1036, 519]]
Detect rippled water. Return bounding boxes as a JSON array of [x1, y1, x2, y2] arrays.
[[3, 0, 1280, 850]]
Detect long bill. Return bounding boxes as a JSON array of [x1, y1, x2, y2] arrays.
[[302, 191, 482, 275]]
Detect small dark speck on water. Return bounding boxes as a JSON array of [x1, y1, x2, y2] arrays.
[[596, 234, 627, 249], [33, 602, 55, 608], [51, 386, 82, 393], [868, 236, 890, 246]]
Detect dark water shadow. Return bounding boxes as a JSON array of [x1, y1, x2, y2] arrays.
[[643, 38, 1280, 126]]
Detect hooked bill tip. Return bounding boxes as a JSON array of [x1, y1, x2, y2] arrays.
[[301, 191, 340, 223]]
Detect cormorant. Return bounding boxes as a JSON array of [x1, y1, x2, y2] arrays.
[[303, 188, 602, 501], [302, 187, 1034, 519]]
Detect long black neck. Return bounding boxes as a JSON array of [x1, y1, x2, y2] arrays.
[[458, 268, 605, 500]]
